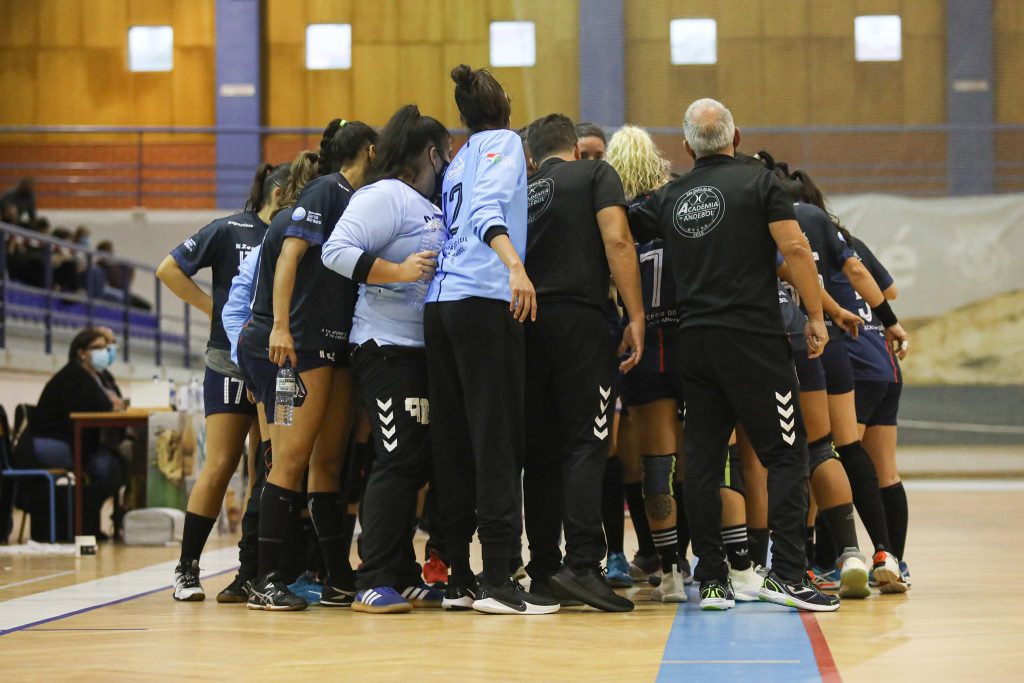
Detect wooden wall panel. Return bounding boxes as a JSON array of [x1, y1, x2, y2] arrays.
[[995, 0, 1024, 123], [0, 0, 215, 127], [626, 0, 946, 127], [264, 0, 578, 130]]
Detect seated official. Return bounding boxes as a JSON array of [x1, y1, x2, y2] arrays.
[[30, 328, 125, 536]]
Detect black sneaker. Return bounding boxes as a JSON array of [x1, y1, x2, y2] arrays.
[[247, 573, 308, 611], [473, 578, 560, 615], [320, 583, 357, 607], [528, 575, 583, 607], [549, 565, 634, 613], [442, 575, 479, 611], [172, 560, 205, 602], [759, 571, 841, 612], [699, 579, 735, 610], [216, 573, 252, 604]]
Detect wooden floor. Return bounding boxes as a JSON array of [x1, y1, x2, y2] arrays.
[[2, 482, 1023, 682]]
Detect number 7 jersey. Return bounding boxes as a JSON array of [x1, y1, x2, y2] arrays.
[[426, 129, 528, 305]]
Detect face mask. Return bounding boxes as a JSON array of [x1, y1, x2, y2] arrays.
[[431, 156, 450, 205], [107, 345, 117, 367], [89, 348, 112, 371]]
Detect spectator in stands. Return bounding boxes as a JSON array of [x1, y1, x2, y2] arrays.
[[1, 200, 17, 225], [90, 240, 151, 310], [49, 227, 82, 292], [30, 328, 126, 536], [73, 226, 91, 247], [1, 177, 37, 223]]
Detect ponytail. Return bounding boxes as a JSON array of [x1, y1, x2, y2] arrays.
[[277, 150, 320, 211], [245, 163, 274, 212], [317, 118, 379, 175], [370, 104, 450, 182]]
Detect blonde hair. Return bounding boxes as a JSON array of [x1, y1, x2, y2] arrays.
[[605, 125, 671, 201]]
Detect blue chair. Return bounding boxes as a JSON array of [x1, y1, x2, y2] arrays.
[[2, 404, 74, 544]]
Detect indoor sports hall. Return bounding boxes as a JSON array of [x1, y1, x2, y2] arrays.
[[1, 1, 1022, 681]]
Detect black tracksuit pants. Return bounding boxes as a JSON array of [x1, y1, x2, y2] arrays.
[[523, 302, 614, 577], [677, 328, 809, 583], [351, 342, 432, 590], [424, 298, 525, 582]]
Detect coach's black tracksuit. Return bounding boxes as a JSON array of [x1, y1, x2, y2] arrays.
[[522, 157, 628, 577], [630, 154, 809, 583]]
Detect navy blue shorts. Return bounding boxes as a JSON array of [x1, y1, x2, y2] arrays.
[[620, 370, 685, 408], [203, 366, 257, 417], [793, 347, 826, 393], [237, 332, 336, 423], [854, 380, 901, 427], [820, 335, 855, 395]]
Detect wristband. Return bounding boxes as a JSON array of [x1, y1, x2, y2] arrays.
[[872, 300, 898, 328]]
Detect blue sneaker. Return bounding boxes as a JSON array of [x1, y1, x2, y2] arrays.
[[401, 583, 444, 608], [287, 572, 323, 605], [352, 586, 412, 614], [605, 552, 634, 588]]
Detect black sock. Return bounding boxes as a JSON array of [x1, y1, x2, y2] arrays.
[[651, 527, 679, 573], [805, 526, 816, 568], [880, 482, 908, 560], [180, 511, 216, 566], [624, 482, 656, 557], [308, 491, 351, 588], [820, 503, 859, 564], [601, 457, 625, 555], [837, 442, 891, 553], [814, 515, 837, 568], [673, 481, 690, 556], [481, 543, 511, 587], [258, 483, 299, 579], [448, 541, 472, 580], [722, 524, 752, 571], [748, 527, 769, 567]]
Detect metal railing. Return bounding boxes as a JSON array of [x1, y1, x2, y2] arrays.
[[1, 123, 1022, 204], [1, 220, 208, 366]]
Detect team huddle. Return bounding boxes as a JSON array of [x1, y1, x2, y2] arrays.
[[157, 64, 911, 616]]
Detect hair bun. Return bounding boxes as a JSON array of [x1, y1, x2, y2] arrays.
[[451, 64, 477, 88]]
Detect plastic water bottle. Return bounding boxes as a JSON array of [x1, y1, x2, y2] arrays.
[[275, 365, 297, 426], [189, 376, 202, 413], [405, 217, 446, 311]]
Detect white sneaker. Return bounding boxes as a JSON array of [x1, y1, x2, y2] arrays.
[[872, 550, 907, 594], [728, 564, 762, 602], [173, 560, 205, 602], [679, 556, 694, 585], [838, 554, 871, 599], [652, 566, 687, 603]]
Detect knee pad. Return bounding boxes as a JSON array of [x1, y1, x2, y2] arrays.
[[720, 444, 745, 495], [642, 454, 676, 497], [807, 434, 839, 474]]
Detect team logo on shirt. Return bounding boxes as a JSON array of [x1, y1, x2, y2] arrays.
[[446, 156, 465, 182], [183, 238, 197, 251], [672, 186, 725, 238], [527, 178, 554, 224], [291, 207, 307, 221]]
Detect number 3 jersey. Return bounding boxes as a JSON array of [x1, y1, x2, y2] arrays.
[[426, 129, 528, 305], [170, 209, 268, 352], [829, 236, 901, 383]]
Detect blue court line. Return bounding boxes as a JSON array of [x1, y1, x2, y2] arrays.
[[26, 628, 149, 632], [656, 590, 824, 683]]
